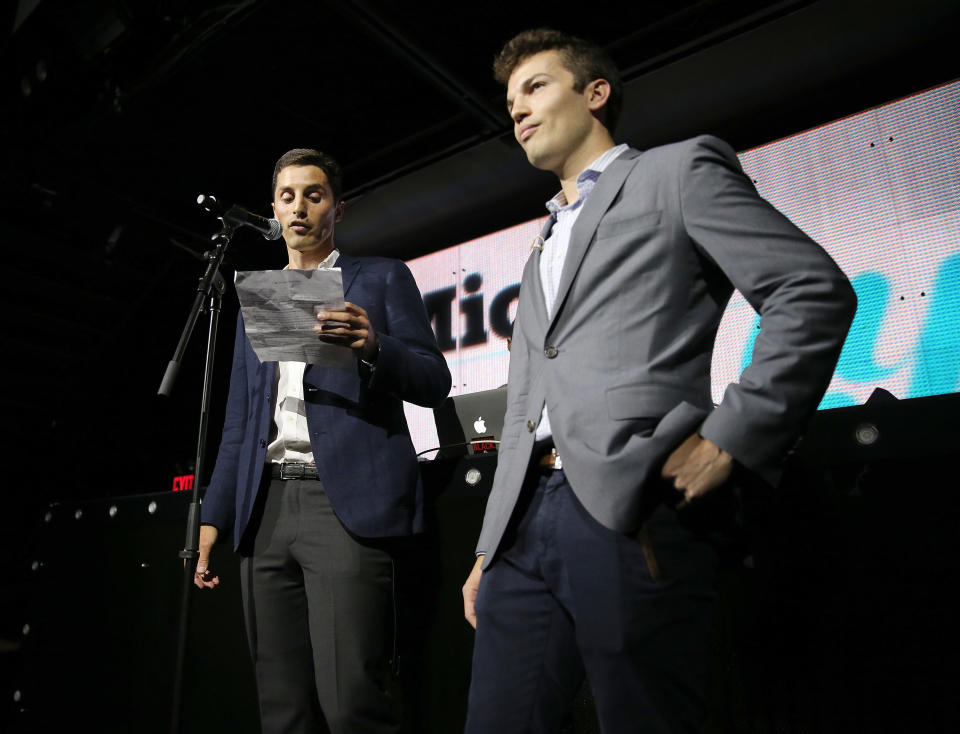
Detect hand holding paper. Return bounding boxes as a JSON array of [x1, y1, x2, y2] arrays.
[[315, 302, 380, 362]]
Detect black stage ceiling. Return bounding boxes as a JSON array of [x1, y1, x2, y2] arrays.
[[1, 0, 958, 505]]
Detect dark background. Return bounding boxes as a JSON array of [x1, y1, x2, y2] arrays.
[[2, 0, 959, 729]]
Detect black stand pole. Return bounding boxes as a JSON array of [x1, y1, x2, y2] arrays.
[[158, 220, 236, 734]]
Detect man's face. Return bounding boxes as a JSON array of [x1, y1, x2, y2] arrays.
[[272, 164, 343, 256], [506, 50, 597, 175]]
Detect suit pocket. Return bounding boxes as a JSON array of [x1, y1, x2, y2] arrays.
[[605, 383, 696, 420], [634, 525, 662, 581], [595, 209, 662, 241]]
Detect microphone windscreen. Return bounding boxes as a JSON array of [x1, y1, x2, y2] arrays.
[[263, 218, 283, 240]]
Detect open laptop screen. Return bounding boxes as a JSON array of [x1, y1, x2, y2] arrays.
[[433, 386, 508, 457]]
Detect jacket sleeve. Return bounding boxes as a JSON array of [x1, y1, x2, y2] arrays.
[[366, 260, 451, 408], [682, 135, 857, 485], [199, 313, 250, 534]]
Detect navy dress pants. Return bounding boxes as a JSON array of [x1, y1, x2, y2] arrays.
[[466, 468, 721, 734]]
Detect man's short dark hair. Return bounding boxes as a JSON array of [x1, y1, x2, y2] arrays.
[[493, 28, 622, 132], [272, 148, 343, 201]]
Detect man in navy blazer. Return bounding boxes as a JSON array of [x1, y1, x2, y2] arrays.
[[195, 148, 450, 734], [461, 30, 856, 733]]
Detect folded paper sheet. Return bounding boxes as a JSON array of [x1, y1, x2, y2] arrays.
[[234, 269, 354, 368]]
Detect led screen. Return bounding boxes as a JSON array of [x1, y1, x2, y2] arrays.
[[405, 80, 960, 456]]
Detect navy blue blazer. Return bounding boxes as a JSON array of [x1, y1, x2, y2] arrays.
[[201, 253, 451, 549]]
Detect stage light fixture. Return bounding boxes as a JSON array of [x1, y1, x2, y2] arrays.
[[854, 422, 880, 446]]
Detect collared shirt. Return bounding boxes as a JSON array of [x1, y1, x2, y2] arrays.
[[265, 249, 340, 464], [536, 144, 629, 442]]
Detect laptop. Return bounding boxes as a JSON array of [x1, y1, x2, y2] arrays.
[[433, 386, 509, 456]]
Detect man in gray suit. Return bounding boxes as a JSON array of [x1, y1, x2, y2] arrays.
[[461, 29, 856, 733]]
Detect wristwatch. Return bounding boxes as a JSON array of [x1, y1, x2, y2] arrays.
[[359, 341, 380, 372]]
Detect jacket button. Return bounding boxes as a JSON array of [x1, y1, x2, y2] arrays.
[[526, 420, 536, 432], [544, 346, 558, 359], [259, 439, 267, 448]]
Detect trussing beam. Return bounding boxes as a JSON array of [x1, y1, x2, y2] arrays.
[[330, 0, 507, 133]]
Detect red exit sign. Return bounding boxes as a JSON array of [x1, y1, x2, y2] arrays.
[[172, 474, 195, 492]]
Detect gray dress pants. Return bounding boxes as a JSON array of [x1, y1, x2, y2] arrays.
[[239, 477, 401, 734]]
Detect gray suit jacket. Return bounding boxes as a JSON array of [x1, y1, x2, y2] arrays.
[[476, 135, 856, 565]]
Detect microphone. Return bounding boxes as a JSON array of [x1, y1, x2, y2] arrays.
[[197, 194, 282, 240]]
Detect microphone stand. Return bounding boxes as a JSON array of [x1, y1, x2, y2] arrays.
[[158, 217, 237, 734]]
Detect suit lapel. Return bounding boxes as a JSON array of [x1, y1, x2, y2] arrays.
[[255, 353, 275, 395], [523, 215, 554, 332], [335, 252, 362, 300], [548, 148, 642, 333]]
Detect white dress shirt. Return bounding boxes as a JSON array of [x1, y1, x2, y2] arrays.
[[265, 249, 340, 464]]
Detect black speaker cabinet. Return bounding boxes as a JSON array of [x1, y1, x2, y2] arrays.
[[10, 490, 258, 734], [8, 454, 499, 734]]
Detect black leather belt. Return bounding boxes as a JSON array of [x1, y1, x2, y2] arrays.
[[271, 462, 320, 480]]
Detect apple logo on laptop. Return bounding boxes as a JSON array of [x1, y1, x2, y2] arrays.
[[473, 416, 487, 434]]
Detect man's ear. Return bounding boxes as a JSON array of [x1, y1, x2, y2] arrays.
[[334, 200, 345, 222], [585, 78, 611, 114], [271, 201, 277, 216]]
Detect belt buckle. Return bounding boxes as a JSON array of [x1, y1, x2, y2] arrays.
[[280, 462, 305, 480], [538, 448, 562, 471]]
